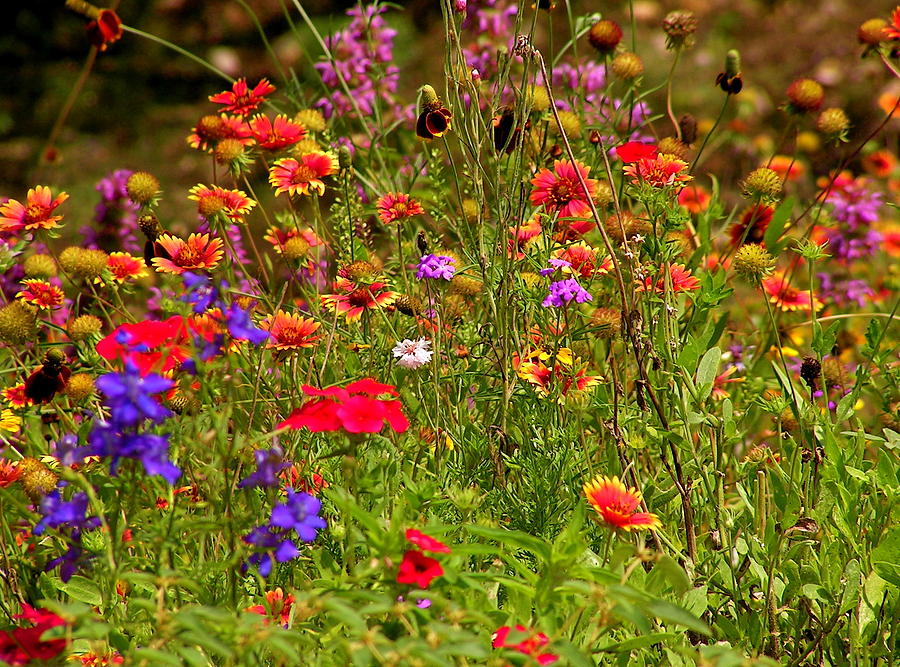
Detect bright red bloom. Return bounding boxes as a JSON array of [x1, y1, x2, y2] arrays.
[[0, 604, 67, 666], [583, 475, 661, 531], [269, 152, 338, 197], [862, 149, 897, 179], [85, 9, 123, 51], [376, 192, 425, 225], [624, 153, 692, 189], [617, 141, 658, 163], [396, 549, 443, 588], [322, 279, 397, 321], [77, 651, 125, 665], [261, 310, 321, 350], [406, 529, 451, 554], [188, 184, 256, 223], [151, 233, 225, 274], [16, 279, 64, 309], [0, 459, 21, 488], [530, 159, 599, 220], [492, 625, 558, 665], [279, 378, 408, 434], [245, 587, 294, 628], [884, 6, 900, 40], [678, 185, 712, 214], [508, 216, 543, 259], [209, 78, 276, 116], [97, 316, 199, 375], [3, 383, 32, 408], [762, 272, 823, 312], [249, 114, 307, 150], [0, 186, 68, 233], [730, 204, 774, 247], [187, 114, 254, 153], [636, 264, 701, 294], [553, 242, 609, 279], [105, 252, 148, 282]]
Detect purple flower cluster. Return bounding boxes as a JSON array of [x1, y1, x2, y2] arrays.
[[416, 254, 456, 280], [181, 272, 269, 352], [34, 489, 101, 582], [80, 170, 141, 254], [542, 278, 592, 308], [823, 176, 884, 262], [461, 0, 518, 79], [238, 445, 289, 489], [243, 490, 326, 577], [817, 272, 874, 308]]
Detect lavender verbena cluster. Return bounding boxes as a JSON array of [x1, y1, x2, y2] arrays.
[[242, 490, 326, 577], [34, 488, 101, 582], [314, 5, 410, 124], [461, 0, 518, 80], [817, 272, 874, 308], [542, 278, 592, 308], [416, 254, 456, 280], [80, 170, 141, 254], [823, 177, 883, 262]]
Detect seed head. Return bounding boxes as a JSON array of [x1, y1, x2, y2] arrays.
[[197, 194, 227, 219], [799, 356, 821, 390], [214, 138, 245, 164], [450, 275, 482, 296], [857, 18, 887, 45], [139, 213, 161, 239], [552, 110, 582, 138], [394, 294, 422, 317], [342, 260, 380, 284], [68, 314, 103, 341], [19, 457, 58, 503], [786, 78, 825, 114], [65, 373, 95, 402], [529, 86, 551, 112], [594, 181, 614, 209], [195, 115, 228, 142], [23, 254, 57, 278], [282, 237, 310, 261], [126, 171, 161, 205], [462, 199, 481, 223], [590, 307, 622, 339], [662, 10, 698, 49], [816, 108, 850, 142], [732, 243, 775, 284], [741, 167, 782, 202], [292, 138, 322, 156], [588, 19, 623, 54], [604, 210, 651, 243], [419, 85, 440, 108], [658, 136, 690, 160], [294, 108, 326, 133], [59, 247, 109, 281], [611, 52, 644, 79], [0, 302, 39, 344]]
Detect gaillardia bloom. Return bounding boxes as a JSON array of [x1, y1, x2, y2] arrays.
[[530, 159, 599, 219], [151, 233, 225, 274], [105, 252, 148, 283], [261, 310, 321, 350], [248, 114, 308, 150], [322, 279, 397, 321], [583, 475, 661, 531], [636, 264, 701, 294], [762, 273, 823, 312], [376, 192, 425, 225], [16, 280, 64, 310], [187, 114, 254, 153], [730, 204, 773, 247], [0, 186, 69, 233], [624, 152, 692, 189], [188, 184, 256, 223], [515, 348, 600, 398], [269, 152, 338, 197], [209, 78, 277, 116]]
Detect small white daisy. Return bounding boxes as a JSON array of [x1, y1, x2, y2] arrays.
[[392, 338, 433, 369]]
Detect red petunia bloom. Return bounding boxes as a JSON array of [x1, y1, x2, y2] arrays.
[[617, 141, 658, 163], [0, 604, 68, 666], [322, 279, 397, 321], [278, 378, 409, 434], [261, 310, 321, 350], [636, 263, 701, 294], [245, 587, 294, 628], [492, 625, 558, 665], [187, 114, 255, 153], [97, 316, 200, 375], [0, 186, 68, 233], [376, 193, 425, 225], [105, 252, 148, 283], [269, 152, 338, 197], [624, 153, 692, 189], [530, 159, 599, 220], [85, 9, 123, 52], [248, 114, 308, 150], [677, 185, 712, 214], [762, 272, 823, 313], [16, 279, 64, 309], [396, 549, 444, 588], [151, 233, 225, 274], [188, 184, 256, 223], [406, 529, 451, 554], [730, 204, 774, 247], [884, 6, 900, 40], [209, 78, 277, 116], [582, 475, 661, 531]]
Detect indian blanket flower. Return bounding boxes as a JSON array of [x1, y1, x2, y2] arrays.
[[376, 192, 425, 225], [553, 243, 610, 279], [151, 233, 225, 274], [492, 625, 558, 666], [542, 277, 592, 308], [209, 78, 276, 116], [392, 338, 433, 369], [583, 475, 661, 531], [245, 588, 294, 628], [16, 279, 64, 309], [261, 310, 321, 350], [730, 204, 774, 247], [243, 491, 325, 577], [188, 184, 257, 223], [678, 185, 712, 214], [530, 159, 599, 220], [763, 273, 823, 312], [269, 152, 338, 197], [322, 280, 397, 321], [187, 113, 254, 153], [884, 6, 900, 40], [637, 264, 701, 294], [278, 378, 409, 434], [515, 348, 600, 398], [105, 252, 147, 282], [396, 549, 444, 588], [0, 186, 69, 233], [0, 605, 68, 665], [3, 383, 32, 408], [624, 152, 692, 189], [416, 254, 456, 280], [248, 114, 308, 150], [508, 216, 542, 259]]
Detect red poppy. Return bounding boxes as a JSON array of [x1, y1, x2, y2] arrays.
[[0, 604, 67, 666], [406, 529, 451, 554], [492, 625, 558, 665], [278, 378, 409, 434], [396, 549, 443, 588]]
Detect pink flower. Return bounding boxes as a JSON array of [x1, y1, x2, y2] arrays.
[[530, 160, 599, 220]]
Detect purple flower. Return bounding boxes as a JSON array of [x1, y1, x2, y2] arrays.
[[238, 446, 289, 489], [270, 490, 327, 543], [826, 179, 882, 229], [34, 490, 100, 536], [242, 490, 326, 577], [539, 258, 571, 277], [95, 364, 173, 428], [416, 254, 456, 280], [542, 278, 592, 308], [181, 272, 220, 314], [89, 424, 181, 485], [225, 302, 269, 345], [80, 170, 141, 254], [242, 525, 301, 578]]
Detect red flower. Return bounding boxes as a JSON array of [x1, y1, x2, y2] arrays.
[[530, 160, 599, 220], [492, 625, 558, 665], [396, 549, 443, 588], [85, 9, 123, 52], [406, 529, 451, 554], [151, 233, 225, 274], [884, 6, 900, 40], [583, 475, 661, 531], [187, 114, 254, 153], [245, 588, 294, 628], [269, 152, 338, 197], [105, 252, 148, 282], [677, 185, 711, 214], [97, 316, 195, 375], [321, 279, 397, 322], [16, 279, 64, 309], [249, 114, 308, 150], [376, 193, 425, 225], [0, 185, 68, 233], [188, 185, 256, 223], [616, 141, 658, 163], [209, 78, 277, 116], [636, 264, 701, 294], [261, 310, 321, 350], [0, 459, 21, 488], [624, 153, 692, 189], [730, 204, 773, 247], [278, 378, 409, 434], [762, 272, 823, 313], [0, 604, 67, 666]]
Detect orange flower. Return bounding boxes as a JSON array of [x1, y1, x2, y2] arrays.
[[677, 185, 711, 214], [105, 253, 148, 283], [624, 153, 692, 189], [261, 310, 321, 350], [636, 264, 701, 294], [0, 459, 21, 488], [248, 114, 307, 150], [884, 6, 900, 40], [768, 155, 805, 182], [878, 91, 900, 119], [530, 159, 599, 219], [862, 149, 897, 179], [583, 475, 661, 531], [762, 273, 823, 312], [188, 184, 256, 223], [187, 114, 254, 153], [879, 222, 900, 257], [514, 348, 600, 399], [264, 226, 322, 254], [245, 587, 294, 627], [269, 152, 338, 197], [730, 204, 773, 247], [321, 281, 397, 321], [507, 216, 542, 260], [151, 233, 225, 275], [0, 186, 69, 233], [3, 384, 32, 408], [16, 279, 64, 309], [376, 193, 425, 225], [209, 78, 276, 116]]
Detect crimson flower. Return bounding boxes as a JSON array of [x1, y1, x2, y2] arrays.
[[492, 625, 558, 665], [396, 549, 443, 588], [85, 9, 123, 52], [406, 528, 451, 554], [209, 78, 276, 116], [278, 378, 409, 434], [617, 141, 658, 163], [530, 159, 599, 220], [249, 114, 307, 150], [97, 316, 197, 375], [0, 604, 67, 666]]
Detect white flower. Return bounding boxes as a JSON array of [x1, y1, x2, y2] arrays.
[[392, 338, 433, 369]]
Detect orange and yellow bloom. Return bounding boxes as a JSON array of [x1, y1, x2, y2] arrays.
[[16, 280, 64, 309], [376, 192, 425, 225], [763, 273, 823, 312], [269, 152, 338, 197], [105, 253, 148, 283], [0, 186, 68, 233], [248, 114, 307, 150], [321, 279, 397, 321], [583, 475, 661, 531], [151, 233, 225, 275], [624, 153, 692, 189], [261, 311, 321, 350], [209, 78, 276, 116], [188, 184, 256, 223]]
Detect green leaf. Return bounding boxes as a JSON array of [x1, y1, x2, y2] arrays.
[[59, 576, 103, 607], [132, 648, 184, 665], [643, 599, 711, 635], [764, 196, 795, 252], [649, 554, 692, 595], [598, 633, 677, 653], [811, 321, 839, 358], [871, 528, 900, 587], [467, 525, 552, 562], [696, 346, 721, 402]]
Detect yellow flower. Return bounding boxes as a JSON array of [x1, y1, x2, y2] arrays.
[[0, 409, 21, 433]]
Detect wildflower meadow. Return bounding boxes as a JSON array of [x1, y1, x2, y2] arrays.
[[3, 0, 900, 664]]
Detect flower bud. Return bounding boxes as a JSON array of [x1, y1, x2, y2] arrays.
[[786, 78, 825, 114], [126, 171, 161, 205], [816, 107, 850, 141], [68, 314, 103, 341], [662, 10, 697, 49], [338, 146, 353, 171], [611, 52, 644, 79], [741, 167, 782, 202], [588, 19, 623, 54], [732, 244, 775, 284], [857, 18, 887, 45]]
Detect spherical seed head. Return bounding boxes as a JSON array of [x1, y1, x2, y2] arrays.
[[462, 199, 481, 222], [450, 274, 482, 296], [858, 18, 887, 45], [45, 348, 66, 366], [68, 314, 103, 341], [196, 114, 227, 141], [65, 373, 95, 402], [732, 243, 775, 283], [658, 136, 690, 160], [282, 236, 310, 261], [19, 457, 58, 503], [420, 85, 440, 108], [590, 307, 622, 339], [338, 146, 353, 170], [741, 167, 782, 202], [786, 78, 824, 114], [214, 138, 245, 164], [197, 193, 227, 218], [588, 19, 623, 54], [138, 213, 161, 238], [0, 302, 39, 344], [553, 110, 582, 138], [292, 138, 322, 157], [59, 247, 109, 280], [23, 254, 57, 278], [662, 10, 698, 49], [294, 108, 326, 133], [126, 171, 161, 205], [816, 107, 850, 137], [529, 85, 551, 112], [594, 181, 614, 209], [394, 294, 422, 316], [343, 260, 379, 284], [611, 52, 644, 79]]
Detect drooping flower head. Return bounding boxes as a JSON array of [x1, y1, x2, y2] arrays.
[[278, 378, 409, 434], [0, 186, 69, 233], [151, 233, 225, 275], [209, 78, 277, 116], [583, 475, 661, 531], [269, 152, 338, 197], [530, 160, 599, 220], [376, 193, 425, 225]]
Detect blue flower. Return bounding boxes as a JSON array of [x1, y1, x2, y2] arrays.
[[95, 363, 173, 428], [225, 302, 269, 345], [242, 525, 301, 578], [181, 272, 222, 314], [89, 423, 181, 484], [238, 445, 289, 489], [270, 490, 327, 543], [242, 490, 326, 577], [34, 490, 100, 536]]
